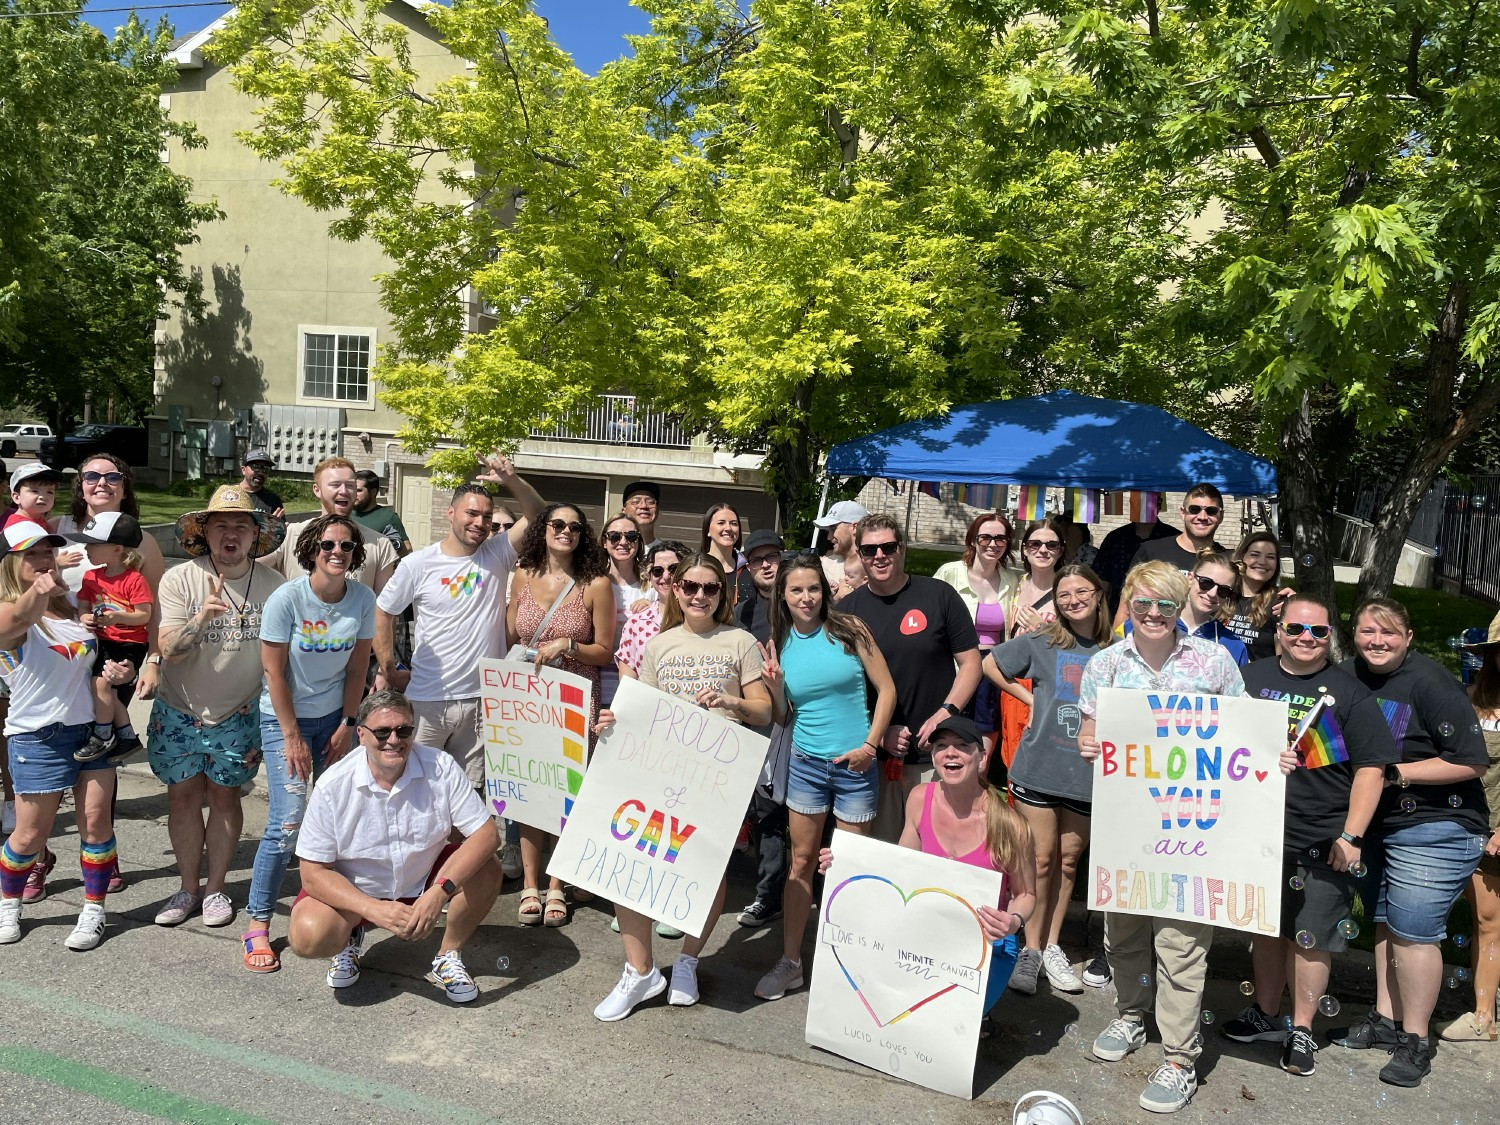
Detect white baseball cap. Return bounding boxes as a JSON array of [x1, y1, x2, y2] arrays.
[[813, 500, 869, 528]]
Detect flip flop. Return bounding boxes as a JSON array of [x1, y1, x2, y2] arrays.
[[242, 928, 280, 974]]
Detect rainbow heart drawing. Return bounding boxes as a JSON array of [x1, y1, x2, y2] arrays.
[[823, 874, 991, 1028]]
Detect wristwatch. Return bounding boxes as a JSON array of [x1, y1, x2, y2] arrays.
[[144, 653, 163, 666], [1385, 764, 1410, 788], [438, 878, 458, 899], [342, 716, 357, 728], [1339, 831, 1363, 847], [941, 703, 960, 716]]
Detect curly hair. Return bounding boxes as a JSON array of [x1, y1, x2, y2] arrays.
[[293, 514, 367, 574], [70, 453, 140, 525], [515, 503, 608, 583]]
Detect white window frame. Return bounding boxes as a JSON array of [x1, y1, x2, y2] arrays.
[[296, 325, 376, 410]]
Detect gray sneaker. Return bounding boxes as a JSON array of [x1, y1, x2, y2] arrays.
[[1139, 1062, 1196, 1113], [153, 890, 201, 926], [1010, 946, 1042, 995], [755, 957, 805, 1001], [1093, 1016, 1148, 1062]]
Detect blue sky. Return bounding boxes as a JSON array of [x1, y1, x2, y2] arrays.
[[82, 0, 652, 73]]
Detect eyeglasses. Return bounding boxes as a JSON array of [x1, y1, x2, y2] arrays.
[[1281, 622, 1332, 640], [318, 540, 356, 554], [975, 533, 1008, 546], [749, 554, 781, 568], [1185, 504, 1222, 516], [857, 541, 901, 558], [1194, 575, 1234, 600], [547, 519, 585, 534], [1129, 597, 1181, 617], [603, 530, 641, 544], [648, 562, 678, 578], [1024, 539, 1062, 553], [81, 471, 125, 485], [677, 580, 723, 598], [361, 723, 415, 741], [490, 521, 514, 534], [1056, 591, 1098, 607], [626, 496, 657, 507]]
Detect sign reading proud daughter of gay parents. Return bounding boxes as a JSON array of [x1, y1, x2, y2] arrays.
[[805, 829, 1005, 1099], [1090, 689, 1289, 935], [547, 677, 768, 939], [480, 658, 594, 834]]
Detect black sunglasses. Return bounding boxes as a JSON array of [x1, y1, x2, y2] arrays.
[[1194, 575, 1234, 600], [318, 540, 356, 554], [677, 579, 723, 598], [1024, 539, 1062, 553], [1281, 622, 1332, 640], [547, 519, 585, 534], [975, 532, 1008, 545], [1186, 504, 1222, 516], [361, 723, 415, 741], [490, 520, 515, 533], [857, 541, 901, 558], [603, 530, 641, 544], [81, 471, 125, 485], [648, 562, 678, 578]]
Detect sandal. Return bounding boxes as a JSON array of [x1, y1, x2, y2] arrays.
[[543, 888, 569, 927], [242, 929, 280, 974], [518, 887, 543, 926]]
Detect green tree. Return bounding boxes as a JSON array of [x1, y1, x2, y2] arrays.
[[0, 4, 217, 425]]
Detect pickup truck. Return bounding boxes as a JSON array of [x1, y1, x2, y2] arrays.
[[40, 424, 149, 469], [0, 423, 54, 459]]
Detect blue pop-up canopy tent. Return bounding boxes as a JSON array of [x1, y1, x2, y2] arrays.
[[824, 389, 1278, 495]]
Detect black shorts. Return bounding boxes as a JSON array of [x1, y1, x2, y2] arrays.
[[93, 638, 148, 705], [1280, 855, 1358, 953], [1009, 781, 1092, 818]]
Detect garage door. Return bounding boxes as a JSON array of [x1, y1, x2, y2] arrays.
[[522, 473, 609, 529], [654, 484, 778, 548]]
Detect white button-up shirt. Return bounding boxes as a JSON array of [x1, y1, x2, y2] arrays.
[[296, 743, 490, 900]]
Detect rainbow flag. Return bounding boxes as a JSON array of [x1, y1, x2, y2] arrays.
[[953, 483, 1004, 510], [1067, 487, 1101, 523], [1015, 484, 1048, 521], [1292, 697, 1349, 769]]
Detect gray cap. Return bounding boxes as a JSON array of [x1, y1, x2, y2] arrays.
[[9, 462, 65, 492], [243, 449, 274, 466], [813, 500, 869, 528]]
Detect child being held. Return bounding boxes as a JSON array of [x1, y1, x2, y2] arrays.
[[69, 512, 153, 762]]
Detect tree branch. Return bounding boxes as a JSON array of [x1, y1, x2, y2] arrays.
[[1146, 0, 1159, 37], [1248, 125, 1281, 169], [1405, 23, 1435, 103], [1336, 164, 1370, 207]]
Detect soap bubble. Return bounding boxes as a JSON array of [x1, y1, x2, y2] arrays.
[[1454, 933, 1470, 948], [1400, 796, 1417, 814], [1140, 974, 1151, 987], [1309, 848, 1320, 859], [1296, 930, 1316, 949], [1289, 875, 1306, 891], [1201, 1010, 1215, 1024], [1375, 1091, 1390, 1108], [1449, 795, 1463, 808], [1446, 976, 1459, 990], [1338, 918, 1360, 939], [1239, 980, 1255, 996], [1283, 1014, 1294, 1029], [1349, 861, 1368, 878], [1065, 1023, 1079, 1039], [496, 956, 511, 972], [1438, 721, 1456, 737], [1300, 553, 1318, 567], [1456, 967, 1471, 983], [1318, 994, 1341, 1017], [1095, 1069, 1111, 1087]]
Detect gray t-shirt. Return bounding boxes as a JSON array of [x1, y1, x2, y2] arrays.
[[993, 630, 1104, 802]]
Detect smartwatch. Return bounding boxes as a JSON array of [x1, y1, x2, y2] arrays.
[[145, 653, 163, 666], [1339, 831, 1363, 847], [439, 878, 458, 899], [941, 703, 960, 717], [342, 716, 358, 728]]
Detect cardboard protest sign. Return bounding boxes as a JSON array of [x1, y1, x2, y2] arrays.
[[805, 829, 1005, 1100], [480, 659, 594, 833], [547, 677, 768, 938], [1089, 688, 1289, 935]]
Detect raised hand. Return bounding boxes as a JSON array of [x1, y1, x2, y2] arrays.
[[195, 574, 229, 625], [756, 640, 782, 691]]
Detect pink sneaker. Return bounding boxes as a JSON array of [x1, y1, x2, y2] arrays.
[[21, 849, 56, 904]]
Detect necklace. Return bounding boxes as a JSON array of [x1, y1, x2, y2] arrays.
[[212, 562, 254, 650]]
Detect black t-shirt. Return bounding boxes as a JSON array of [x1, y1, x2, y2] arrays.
[[1242, 658, 1400, 853], [735, 590, 773, 646], [248, 486, 282, 515], [1344, 652, 1491, 837], [1094, 520, 1175, 612], [1130, 534, 1223, 577], [837, 575, 980, 733], [1224, 595, 1278, 661]]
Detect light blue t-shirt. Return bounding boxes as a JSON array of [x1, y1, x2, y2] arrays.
[[781, 625, 869, 760], [258, 576, 376, 719]]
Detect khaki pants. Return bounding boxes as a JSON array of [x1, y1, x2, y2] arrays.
[[411, 696, 483, 786], [1105, 912, 1215, 1068]]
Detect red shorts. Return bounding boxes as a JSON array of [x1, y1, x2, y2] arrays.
[[293, 842, 460, 928]]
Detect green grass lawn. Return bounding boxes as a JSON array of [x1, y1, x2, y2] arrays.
[[129, 478, 316, 526]]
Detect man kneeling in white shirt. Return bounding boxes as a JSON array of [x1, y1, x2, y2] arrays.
[[289, 690, 501, 1003]]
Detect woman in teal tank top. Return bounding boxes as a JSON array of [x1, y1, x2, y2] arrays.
[[752, 553, 896, 1003]]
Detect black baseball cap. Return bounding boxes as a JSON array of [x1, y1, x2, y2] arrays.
[[929, 713, 982, 746], [622, 481, 660, 502], [744, 528, 785, 555]]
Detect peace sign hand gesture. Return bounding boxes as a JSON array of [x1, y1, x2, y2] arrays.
[[757, 640, 782, 692]]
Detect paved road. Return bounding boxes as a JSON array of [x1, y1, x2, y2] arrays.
[[0, 762, 1490, 1124]]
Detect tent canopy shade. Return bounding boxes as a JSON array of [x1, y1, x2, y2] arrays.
[[824, 389, 1277, 496]]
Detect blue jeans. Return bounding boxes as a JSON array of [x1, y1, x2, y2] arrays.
[[246, 710, 342, 923], [1358, 819, 1484, 943]]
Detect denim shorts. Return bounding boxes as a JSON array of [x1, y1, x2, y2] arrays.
[[7, 722, 115, 794], [785, 747, 879, 823], [1359, 820, 1484, 943], [146, 699, 261, 789]]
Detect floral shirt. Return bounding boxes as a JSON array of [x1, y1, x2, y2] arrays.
[[1079, 631, 1246, 716], [615, 601, 663, 676]]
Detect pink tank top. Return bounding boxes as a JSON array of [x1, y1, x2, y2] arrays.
[[974, 601, 1006, 648], [917, 784, 1009, 907]]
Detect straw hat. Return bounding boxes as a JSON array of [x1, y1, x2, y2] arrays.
[[175, 485, 284, 559], [1461, 610, 1500, 650]]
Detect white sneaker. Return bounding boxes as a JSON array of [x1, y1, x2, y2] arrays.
[[326, 927, 364, 988], [1, 799, 15, 834], [427, 950, 479, 1003], [668, 953, 701, 1006], [1043, 944, 1084, 992], [1010, 946, 1042, 995], [64, 902, 107, 951], [594, 963, 667, 1022], [755, 957, 805, 1001], [0, 897, 21, 944], [499, 842, 523, 880]]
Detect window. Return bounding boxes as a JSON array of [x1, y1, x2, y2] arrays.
[[298, 326, 374, 407]]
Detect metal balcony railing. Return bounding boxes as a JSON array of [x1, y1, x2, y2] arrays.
[[528, 394, 695, 449]]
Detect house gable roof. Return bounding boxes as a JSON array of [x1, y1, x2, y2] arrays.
[[169, 0, 436, 69]]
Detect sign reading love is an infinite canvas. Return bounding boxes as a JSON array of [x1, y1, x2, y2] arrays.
[[805, 830, 1005, 1099], [1089, 689, 1289, 935]]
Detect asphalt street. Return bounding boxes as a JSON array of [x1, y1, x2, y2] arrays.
[[0, 760, 1491, 1125]]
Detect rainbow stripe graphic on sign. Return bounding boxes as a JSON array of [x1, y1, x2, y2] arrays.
[[559, 682, 588, 831], [1293, 697, 1349, 769]]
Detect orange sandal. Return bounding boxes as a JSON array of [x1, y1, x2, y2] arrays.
[[242, 928, 280, 973]]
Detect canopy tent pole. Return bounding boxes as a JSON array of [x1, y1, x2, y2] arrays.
[[813, 475, 831, 523], [903, 482, 916, 542]]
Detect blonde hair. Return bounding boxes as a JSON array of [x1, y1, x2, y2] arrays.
[[1122, 560, 1190, 610], [983, 780, 1033, 875], [659, 553, 734, 630], [0, 552, 76, 643]]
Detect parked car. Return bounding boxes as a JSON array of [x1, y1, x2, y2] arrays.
[[0, 423, 54, 458], [40, 424, 149, 469]]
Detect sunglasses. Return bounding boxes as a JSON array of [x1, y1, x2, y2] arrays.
[[648, 562, 678, 578], [975, 533, 1008, 546], [361, 724, 415, 741], [1281, 622, 1332, 640], [81, 471, 125, 485], [1024, 539, 1062, 553], [1186, 504, 1222, 516], [1194, 575, 1234, 600], [857, 541, 901, 558], [677, 579, 723, 598], [1130, 597, 1181, 617], [318, 540, 356, 554], [749, 553, 781, 568], [547, 519, 585, 534], [490, 521, 515, 533], [603, 530, 641, 544]]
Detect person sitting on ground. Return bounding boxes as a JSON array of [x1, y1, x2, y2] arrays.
[[287, 690, 502, 1004]]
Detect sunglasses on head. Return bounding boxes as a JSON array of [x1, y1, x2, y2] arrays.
[[1186, 504, 1221, 516], [318, 539, 356, 554], [1130, 597, 1181, 617], [1281, 622, 1331, 640], [603, 530, 641, 544], [1024, 539, 1062, 553], [81, 471, 125, 485], [857, 541, 900, 558], [1194, 575, 1234, 600], [677, 579, 722, 598], [547, 519, 585, 534], [648, 562, 678, 578], [361, 723, 415, 741], [975, 532, 1008, 545]]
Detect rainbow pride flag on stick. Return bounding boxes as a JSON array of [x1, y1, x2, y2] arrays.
[[1292, 697, 1350, 769], [1015, 484, 1049, 521], [1067, 487, 1101, 523]]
